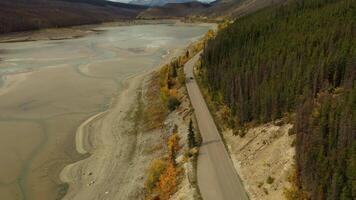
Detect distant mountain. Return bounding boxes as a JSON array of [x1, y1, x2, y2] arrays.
[[0, 0, 290, 34], [135, 0, 287, 20], [201, 0, 286, 18], [0, 0, 146, 34], [138, 1, 210, 18], [129, 0, 197, 6]]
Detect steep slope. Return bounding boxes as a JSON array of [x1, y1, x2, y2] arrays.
[[136, 0, 288, 20], [202, 0, 286, 18], [199, 0, 355, 199], [0, 0, 146, 34]]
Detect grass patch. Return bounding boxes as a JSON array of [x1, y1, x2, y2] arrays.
[[143, 72, 168, 131], [56, 183, 69, 200]]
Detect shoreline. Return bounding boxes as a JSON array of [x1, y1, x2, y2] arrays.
[[0, 22, 213, 199], [0, 19, 195, 43], [59, 43, 186, 199]]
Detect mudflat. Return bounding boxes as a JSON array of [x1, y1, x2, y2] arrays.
[[0, 24, 210, 200]]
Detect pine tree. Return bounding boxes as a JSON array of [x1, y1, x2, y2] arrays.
[[200, 0, 355, 198], [170, 61, 178, 78], [188, 119, 196, 148]]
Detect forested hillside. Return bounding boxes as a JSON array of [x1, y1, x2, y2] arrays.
[[0, 0, 146, 34], [200, 0, 355, 199]]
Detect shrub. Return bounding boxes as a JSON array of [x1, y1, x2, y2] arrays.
[[266, 176, 275, 184], [288, 127, 295, 136], [168, 133, 180, 165], [145, 159, 167, 192], [177, 68, 186, 86], [167, 96, 180, 111], [238, 127, 247, 138], [157, 162, 178, 199]]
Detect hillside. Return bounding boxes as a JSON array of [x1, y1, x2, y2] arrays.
[[199, 0, 355, 199], [200, 0, 286, 18], [137, 0, 288, 20], [138, 1, 211, 18], [0, 0, 146, 34], [0, 0, 294, 34], [129, 0, 196, 6]]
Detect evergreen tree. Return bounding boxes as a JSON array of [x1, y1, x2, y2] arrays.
[[200, 0, 356, 198], [170, 61, 178, 78], [188, 119, 196, 148]]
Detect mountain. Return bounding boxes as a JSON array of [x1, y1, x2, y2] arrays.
[[199, 0, 355, 199], [200, 0, 286, 18], [138, 1, 211, 18], [136, 0, 287, 20], [0, 0, 291, 34], [0, 0, 146, 34], [129, 0, 196, 6]]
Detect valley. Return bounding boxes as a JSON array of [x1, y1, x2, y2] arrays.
[[0, 0, 355, 200]]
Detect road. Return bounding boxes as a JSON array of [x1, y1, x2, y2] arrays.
[[184, 51, 249, 200]]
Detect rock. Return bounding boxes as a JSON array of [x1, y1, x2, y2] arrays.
[[189, 147, 198, 155], [176, 155, 185, 164]]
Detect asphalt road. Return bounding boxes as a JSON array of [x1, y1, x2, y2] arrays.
[[184, 51, 249, 200]]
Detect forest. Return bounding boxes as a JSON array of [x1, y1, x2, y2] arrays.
[[200, 0, 355, 199]]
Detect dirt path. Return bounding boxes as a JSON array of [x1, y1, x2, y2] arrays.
[[184, 51, 249, 200]]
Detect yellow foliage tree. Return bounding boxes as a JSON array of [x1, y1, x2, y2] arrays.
[[167, 134, 180, 164], [145, 159, 168, 192], [169, 88, 178, 97]]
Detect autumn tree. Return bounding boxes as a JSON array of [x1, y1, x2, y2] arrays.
[[157, 162, 177, 199], [167, 134, 180, 166]]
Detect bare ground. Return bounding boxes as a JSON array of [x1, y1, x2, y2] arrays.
[[165, 87, 200, 200], [59, 47, 188, 200], [223, 123, 295, 200]]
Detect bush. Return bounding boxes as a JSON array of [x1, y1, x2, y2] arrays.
[[288, 126, 295, 136], [167, 96, 180, 111], [237, 127, 247, 138], [157, 162, 178, 199], [168, 133, 180, 165], [145, 159, 167, 192], [177, 68, 186, 86], [57, 183, 69, 200], [266, 176, 275, 184]]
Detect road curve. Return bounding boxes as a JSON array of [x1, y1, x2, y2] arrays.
[[184, 51, 249, 200]]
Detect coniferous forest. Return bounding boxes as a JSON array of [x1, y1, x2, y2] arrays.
[[200, 0, 355, 199]]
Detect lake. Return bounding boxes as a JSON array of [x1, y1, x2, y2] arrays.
[[0, 24, 210, 200]]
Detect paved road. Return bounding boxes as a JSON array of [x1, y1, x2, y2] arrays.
[[184, 51, 249, 200]]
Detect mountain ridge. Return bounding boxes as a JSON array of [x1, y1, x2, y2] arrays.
[[138, 1, 211, 18], [0, 0, 146, 34], [129, 0, 198, 6]]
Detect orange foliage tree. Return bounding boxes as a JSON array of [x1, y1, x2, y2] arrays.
[[157, 162, 178, 199], [167, 134, 180, 165]]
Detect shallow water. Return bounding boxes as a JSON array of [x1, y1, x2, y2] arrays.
[[0, 24, 209, 200]]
